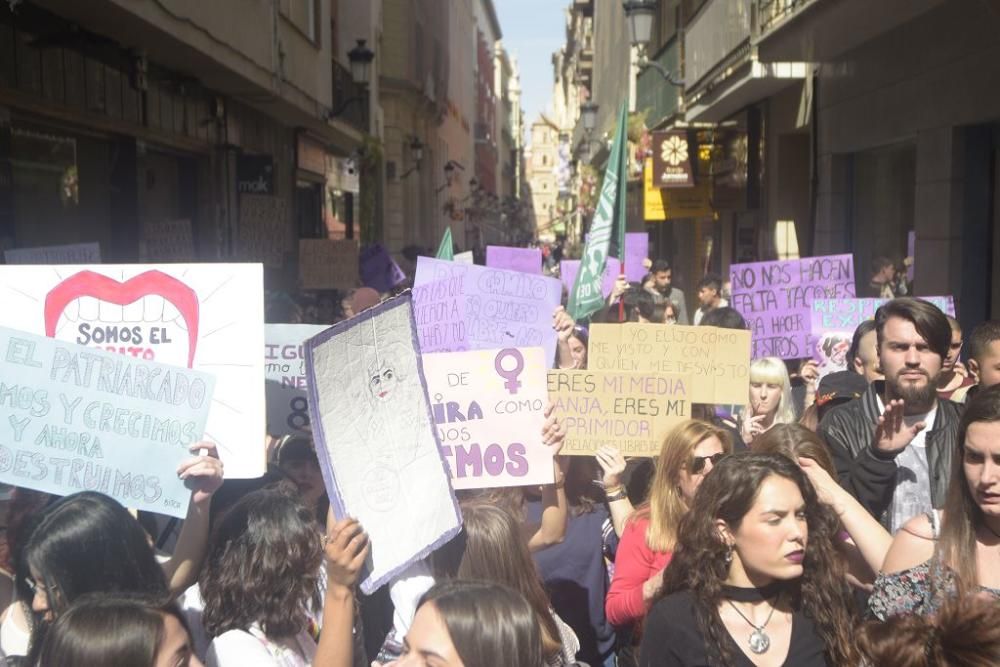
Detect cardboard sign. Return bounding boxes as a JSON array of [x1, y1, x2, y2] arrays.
[[486, 246, 542, 275], [412, 277, 469, 353], [5, 243, 100, 264], [588, 324, 750, 405], [547, 369, 692, 456], [624, 233, 649, 282], [809, 296, 955, 376], [424, 347, 552, 489], [238, 195, 289, 268], [0, 264, 266, 478], [141, 219, 195, 262], [305, 293, 462, 594], [0, 327, 214, 517], [265, 324, 328, 437], [730, 254, 855, 359], [360, 245, 407, 293], [299, 239, 359, 290], [414, 257, 562, 364]]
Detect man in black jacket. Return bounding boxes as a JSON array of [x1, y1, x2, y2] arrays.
[[818, 298, 961, 530]]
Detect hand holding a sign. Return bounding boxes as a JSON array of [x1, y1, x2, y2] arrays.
[[316, 511, 371, 667], [553, 306, 576, 343], [529, 404, 570, 552], [177, 441, 225, 505], [873, 399, 926, 456], [596, 445, 627, 490]]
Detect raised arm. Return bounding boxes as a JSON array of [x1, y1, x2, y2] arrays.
[[315, 514, 370, 667], [527, 406, 568, 551], [596, 445, 634, 537]]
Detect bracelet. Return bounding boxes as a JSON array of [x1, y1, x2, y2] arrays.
[[604, 485, 624, 496], [606, 489, 628, 502]]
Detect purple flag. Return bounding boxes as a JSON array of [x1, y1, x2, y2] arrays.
[[624, 233, 649, 282], [360, 244, 407, 293]]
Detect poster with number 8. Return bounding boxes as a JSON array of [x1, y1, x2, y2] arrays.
[[422, 347, 554, 490], [264, 324, 328, 437]]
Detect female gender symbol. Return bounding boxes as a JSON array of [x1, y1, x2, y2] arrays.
[[494, 348, 525, 395]]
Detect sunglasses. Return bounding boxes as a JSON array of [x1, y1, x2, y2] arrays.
[[690, 452, 726, 474]]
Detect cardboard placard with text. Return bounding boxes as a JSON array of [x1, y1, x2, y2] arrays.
[[424, 347, 552, 489], [587, 324, 750, 405], [547, 369, 692, 456], [299, 239, 360, 290], [412, 277, 469, 354], [264, 324, 329, 437]]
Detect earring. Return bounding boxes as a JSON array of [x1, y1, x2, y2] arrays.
[[723, 545, 733, 565]]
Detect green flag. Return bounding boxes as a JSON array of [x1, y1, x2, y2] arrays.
[[568, 102, 628, 321], [435, 227, 454, 260]]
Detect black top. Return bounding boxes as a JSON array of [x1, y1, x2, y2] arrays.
[[638, 589, 829, 667]]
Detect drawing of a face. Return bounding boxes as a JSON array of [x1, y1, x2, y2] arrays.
[[368, 361, 399, 402]]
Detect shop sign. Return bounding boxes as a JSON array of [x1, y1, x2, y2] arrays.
[[651, 131, 694, 188], [237, 154, 274, 195]]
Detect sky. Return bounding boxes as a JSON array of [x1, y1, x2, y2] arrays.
[[494, 0, 568, 147]]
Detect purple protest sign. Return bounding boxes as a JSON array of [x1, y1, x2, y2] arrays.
[[486, 246, 542, 275], [729, 254, 856, 359], [624, 233, 649, 282], [412, 276, 469, 353], [360, 244, 407, 293], [414, 256, 563, 364], [561, 258, 621, 299]]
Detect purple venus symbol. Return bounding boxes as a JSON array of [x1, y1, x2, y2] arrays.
[[494, 348, 524, 395]]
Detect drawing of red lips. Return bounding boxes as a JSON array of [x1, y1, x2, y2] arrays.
[[44, 270, 200, 368]]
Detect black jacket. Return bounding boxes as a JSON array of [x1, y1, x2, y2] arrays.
[[817, 380, 962, 528]]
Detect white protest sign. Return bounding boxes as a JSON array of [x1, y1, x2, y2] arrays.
[[0, 327, 215, 517], [5, 243, 101, 264], [265, 324, 328, 437], [0, 264, 266, 478], [305, 293, 461, 594], [423, 347, 552, 490]]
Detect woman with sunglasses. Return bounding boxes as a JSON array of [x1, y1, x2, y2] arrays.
[[605, 421, 732, 636]]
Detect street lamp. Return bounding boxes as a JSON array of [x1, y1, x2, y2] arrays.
[[400, 137, 424, 179], [580, 101, 598, 133], [622, 0, 655, 49], [327, 39, 375, 119], [622, 0, 684, 87], [347, 39, 375, 86]]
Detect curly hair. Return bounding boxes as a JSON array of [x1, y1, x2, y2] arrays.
[[199, 487, 323, 639], [658, 452, 858, 666]]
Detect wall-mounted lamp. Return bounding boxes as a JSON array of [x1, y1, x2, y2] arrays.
[[622, 0, 684, 87], [326, 39, 376, 119]]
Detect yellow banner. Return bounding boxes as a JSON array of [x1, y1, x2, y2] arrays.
[[547, 370, 693, 456], [587, 323, 751, 405]]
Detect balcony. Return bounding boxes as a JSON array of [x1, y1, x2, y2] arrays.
[[572, 0, 594, 18], [683, 0, 809, 122], [754, 0, 945, 63]]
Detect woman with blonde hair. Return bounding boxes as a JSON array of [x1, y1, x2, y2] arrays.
[[605, 420, 732, 631], [741, 357, 796, 445]]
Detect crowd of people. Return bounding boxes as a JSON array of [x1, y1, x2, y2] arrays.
[[2, 256, 1000, 667]]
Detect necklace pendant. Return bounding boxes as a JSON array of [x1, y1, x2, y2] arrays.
[[748, 628, 770, 654]]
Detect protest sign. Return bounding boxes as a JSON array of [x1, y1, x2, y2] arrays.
[[238, 195, 289, 268], [412, 277, 469, 353], [0, 327, 215, 517], [360, 245, 407, 293], [414, 257, 562, 364], [0, 264, 266, 478], [588, 324, 751, 405], [486, 246, 542, 275], [624, 233, 649, 282], [560, 258, 622, 299], [5, 243, 100, 264], [423, 347, 552, 489], [729, 254, 855, 359], [454, 251, 474, 265], [264, 324, 328, 437], [305, 293, 462, 594], [141, 219, 195, 262], [547, 369, 692, 456], [299, 239, 359, 290], [810, 296, 955, 375]]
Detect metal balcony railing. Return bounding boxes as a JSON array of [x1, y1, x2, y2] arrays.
[[756, 0, 815, 35]]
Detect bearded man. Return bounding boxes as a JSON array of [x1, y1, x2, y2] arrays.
[[818, 297, 961, 531]]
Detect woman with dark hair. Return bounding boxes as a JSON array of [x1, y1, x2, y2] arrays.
[[390, 580, 544, 667], [8, 442, 223, 662], [640, 452, 858, 666], [554, 306, 588, 370], [35, 593, 200, 667], [869, 384, 1000, 619], [606, 420, 732, 629], [275, 435, 329, 522], [859, 595, 1000, 667], [200, 487, 369, 666], [431, 502, 578, 666]]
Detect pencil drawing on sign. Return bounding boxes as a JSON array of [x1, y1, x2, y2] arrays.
[[306, 293, 462, 594], [0, 264, 266, 478]]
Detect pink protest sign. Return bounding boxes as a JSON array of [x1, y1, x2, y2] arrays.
[[360, 244, 407, 293], [422, 347, 553, 489], [486, 246, 542, 275], [560, 258, 622, 299], [624, 233, 649, 282], [729, 254, 855, 359], [412, 276, 469, 353]]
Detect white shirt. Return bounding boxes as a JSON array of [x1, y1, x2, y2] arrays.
[[877, 396, 937, 533], [206, 625, 316, 667]]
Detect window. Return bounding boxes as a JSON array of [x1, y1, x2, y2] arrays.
[[774, 220, 800, 260], [280, 0, 319, 43]]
